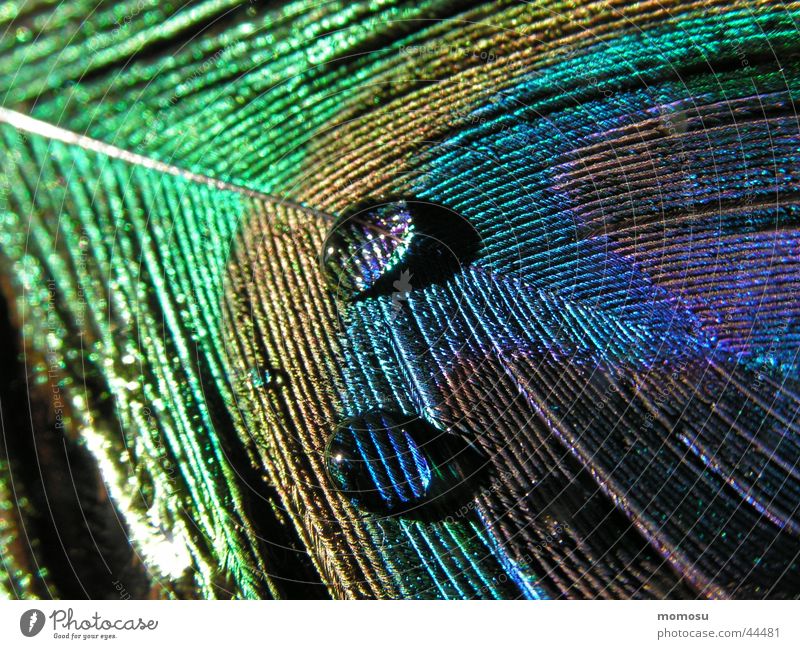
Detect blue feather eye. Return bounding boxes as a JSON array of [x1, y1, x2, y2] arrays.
[[319, 62, 800, 596]]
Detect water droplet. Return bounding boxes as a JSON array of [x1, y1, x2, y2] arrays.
[[320, 199, 480, 300], [325, 410, 485, 517], [247, 366, 270, 387], [326, 411, 432, 513], [233, 365, 288, 390]]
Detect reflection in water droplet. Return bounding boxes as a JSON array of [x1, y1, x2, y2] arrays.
[[321, 201, 414, 298], [326, 411, 432, 513], [236, 365, 288, 390], [249, 366, 271, 387], [320, 199, 480, 300], [325, 410, 485, 517]]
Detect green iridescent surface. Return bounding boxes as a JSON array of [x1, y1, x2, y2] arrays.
[[0, 124, 284, 598]]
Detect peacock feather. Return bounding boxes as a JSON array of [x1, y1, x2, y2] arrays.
[[0, 0, 799, 599]]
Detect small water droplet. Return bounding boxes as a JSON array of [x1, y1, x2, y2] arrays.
[[248, 367, 269, 387], [320, 199, 480, 300], [234, 365, 288, 390], [325, 410, 485, 517]]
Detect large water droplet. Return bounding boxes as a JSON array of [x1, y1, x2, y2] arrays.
[[325, 410, 484, 517], [320, 199, 480, 299]]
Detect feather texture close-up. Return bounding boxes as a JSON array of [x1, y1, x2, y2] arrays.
[[1, 0, 799, 602]]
